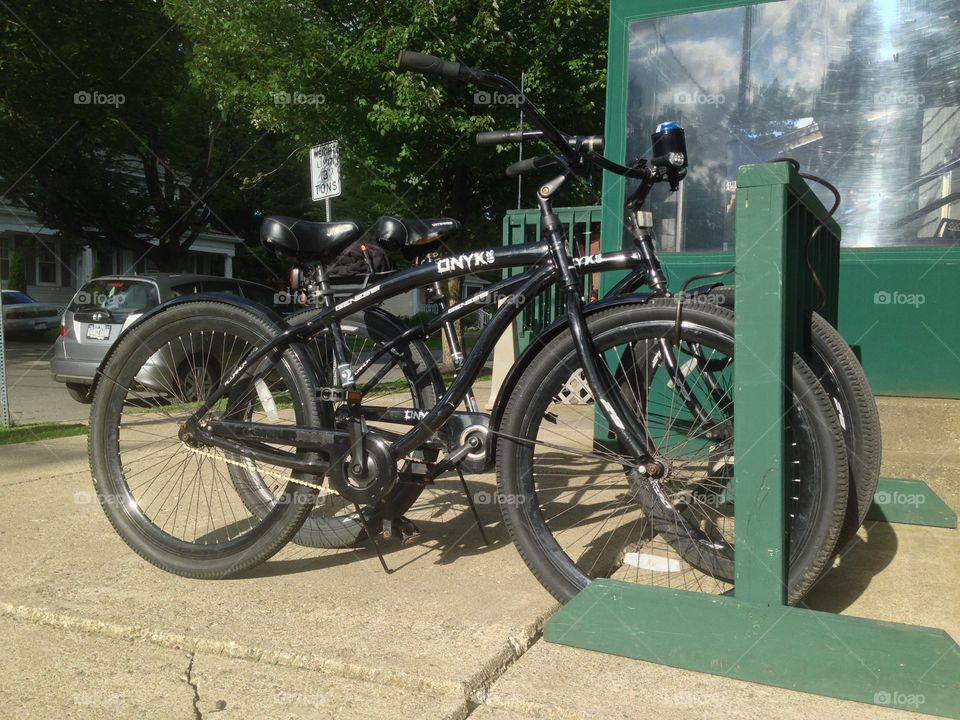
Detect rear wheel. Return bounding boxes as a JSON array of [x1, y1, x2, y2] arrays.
[[496, 300, 847, 605], [88, 301, 320, 578], [710, 287, 880, 547], [228, 309, 443, 548]]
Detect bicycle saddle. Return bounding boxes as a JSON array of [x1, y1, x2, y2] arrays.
[[373, 215, 462, 259], [261, 216, 365, 261]]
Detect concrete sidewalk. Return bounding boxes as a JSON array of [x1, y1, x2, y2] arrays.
[[0, 398, 957, 719]]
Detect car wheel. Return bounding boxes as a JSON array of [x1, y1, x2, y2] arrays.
[[66, 382, 93, 404], [177, 355, 221, 402]]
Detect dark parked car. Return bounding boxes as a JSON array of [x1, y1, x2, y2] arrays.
[[51, 274, 283, 403], [1, 290, 61, 336]]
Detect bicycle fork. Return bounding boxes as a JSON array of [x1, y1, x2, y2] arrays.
[[538, 175, 661, 475]]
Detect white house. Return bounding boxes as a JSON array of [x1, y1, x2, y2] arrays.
[[0, 203, 242, 308]]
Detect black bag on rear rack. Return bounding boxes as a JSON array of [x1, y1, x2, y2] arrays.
[[325, 240, 394, 284]]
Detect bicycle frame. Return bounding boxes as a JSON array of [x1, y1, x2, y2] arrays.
[[185, 239, 655, 474]]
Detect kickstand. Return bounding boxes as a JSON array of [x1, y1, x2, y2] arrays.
[[456, 469, 490, 546], [354, 503, 391, 574]]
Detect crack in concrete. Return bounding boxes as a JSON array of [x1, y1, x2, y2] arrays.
[[0, 602, 464, 697], [456, 607, 558, 719], [185, 652, 202, 720], [1, 599, 557, 720]]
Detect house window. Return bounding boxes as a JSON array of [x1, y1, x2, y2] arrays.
[[36, 241, 61, 285], [0, 237, 11, 282]]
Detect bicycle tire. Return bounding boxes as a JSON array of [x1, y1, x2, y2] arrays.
[[710, 287, 880, 546], [496, 299, 847, 605]]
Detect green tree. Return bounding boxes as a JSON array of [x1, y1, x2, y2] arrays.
[[7, 249, 26, 292], [165, 0, 609, 245], [0, 1, 267, 271], [166, 0, 609, 367]]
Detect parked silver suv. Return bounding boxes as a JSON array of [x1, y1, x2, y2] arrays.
[[51, 274, 281, 403]]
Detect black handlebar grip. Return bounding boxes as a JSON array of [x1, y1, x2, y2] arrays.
[[476, 130, 524, 145], [505, 155, 557, 177], [397, 51, 462, 80]]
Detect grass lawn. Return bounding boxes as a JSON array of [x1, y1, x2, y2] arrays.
[[0, 422, 87, 445], [424, 329, 482, 354]]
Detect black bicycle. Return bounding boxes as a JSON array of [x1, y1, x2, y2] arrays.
[[266, 114, 878, 560], [88, 52, 849, 605]]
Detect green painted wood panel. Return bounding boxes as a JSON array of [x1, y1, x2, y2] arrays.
[[546, 579, 960, 719]]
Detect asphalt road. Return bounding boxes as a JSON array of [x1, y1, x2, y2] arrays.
[[0, 332, 89, 424]]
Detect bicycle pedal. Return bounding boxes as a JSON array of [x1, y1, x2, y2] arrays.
[[383, 516, 422, 545]]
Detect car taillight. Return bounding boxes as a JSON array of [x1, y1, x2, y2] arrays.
[[60, 321, 66, 337]]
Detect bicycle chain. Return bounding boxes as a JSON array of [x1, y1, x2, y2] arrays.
[[180, 442, 337, 496], [181, 442, 428, 497]]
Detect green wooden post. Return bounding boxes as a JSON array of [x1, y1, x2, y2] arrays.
[[731, 166, 789, 604]]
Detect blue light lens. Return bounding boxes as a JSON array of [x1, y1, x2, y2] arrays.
[[656, 121, 680, 133]]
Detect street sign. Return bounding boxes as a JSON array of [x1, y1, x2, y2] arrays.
[[310, 141, 341, 202]]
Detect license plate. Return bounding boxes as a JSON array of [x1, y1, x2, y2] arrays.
[[86, 324, 112, 341], [34, 320, 49, 330]]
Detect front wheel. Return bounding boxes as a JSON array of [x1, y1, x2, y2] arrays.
[[496, 300, 847, 605]]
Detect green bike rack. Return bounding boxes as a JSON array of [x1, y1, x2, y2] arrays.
[[544, 162, 960, 718]]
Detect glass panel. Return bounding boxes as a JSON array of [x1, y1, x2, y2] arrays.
[[37, 245, 58, 283], [627, 0, 960, 249], [0, 238, 10, 281]]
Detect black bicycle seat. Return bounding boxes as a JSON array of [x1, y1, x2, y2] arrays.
[[261, 216, 365, 262], [373, 215, 462, 259]]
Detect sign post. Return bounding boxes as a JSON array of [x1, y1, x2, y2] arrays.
[[309, 140, 341, 221], [0, 289, 10, 427]]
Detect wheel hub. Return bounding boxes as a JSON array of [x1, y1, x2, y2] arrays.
[[327, 435, 398, 504]]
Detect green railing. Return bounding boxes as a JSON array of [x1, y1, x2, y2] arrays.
[[502, 206, 602, 350]]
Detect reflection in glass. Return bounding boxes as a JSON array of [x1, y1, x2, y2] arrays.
[[627, 0, 960, 250]]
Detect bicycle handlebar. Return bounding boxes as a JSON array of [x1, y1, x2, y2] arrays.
[[476, 129, 543, 145], [398, 49, 639, 179], [477, 130, 604, 154], [506, 155, 559, 177]]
